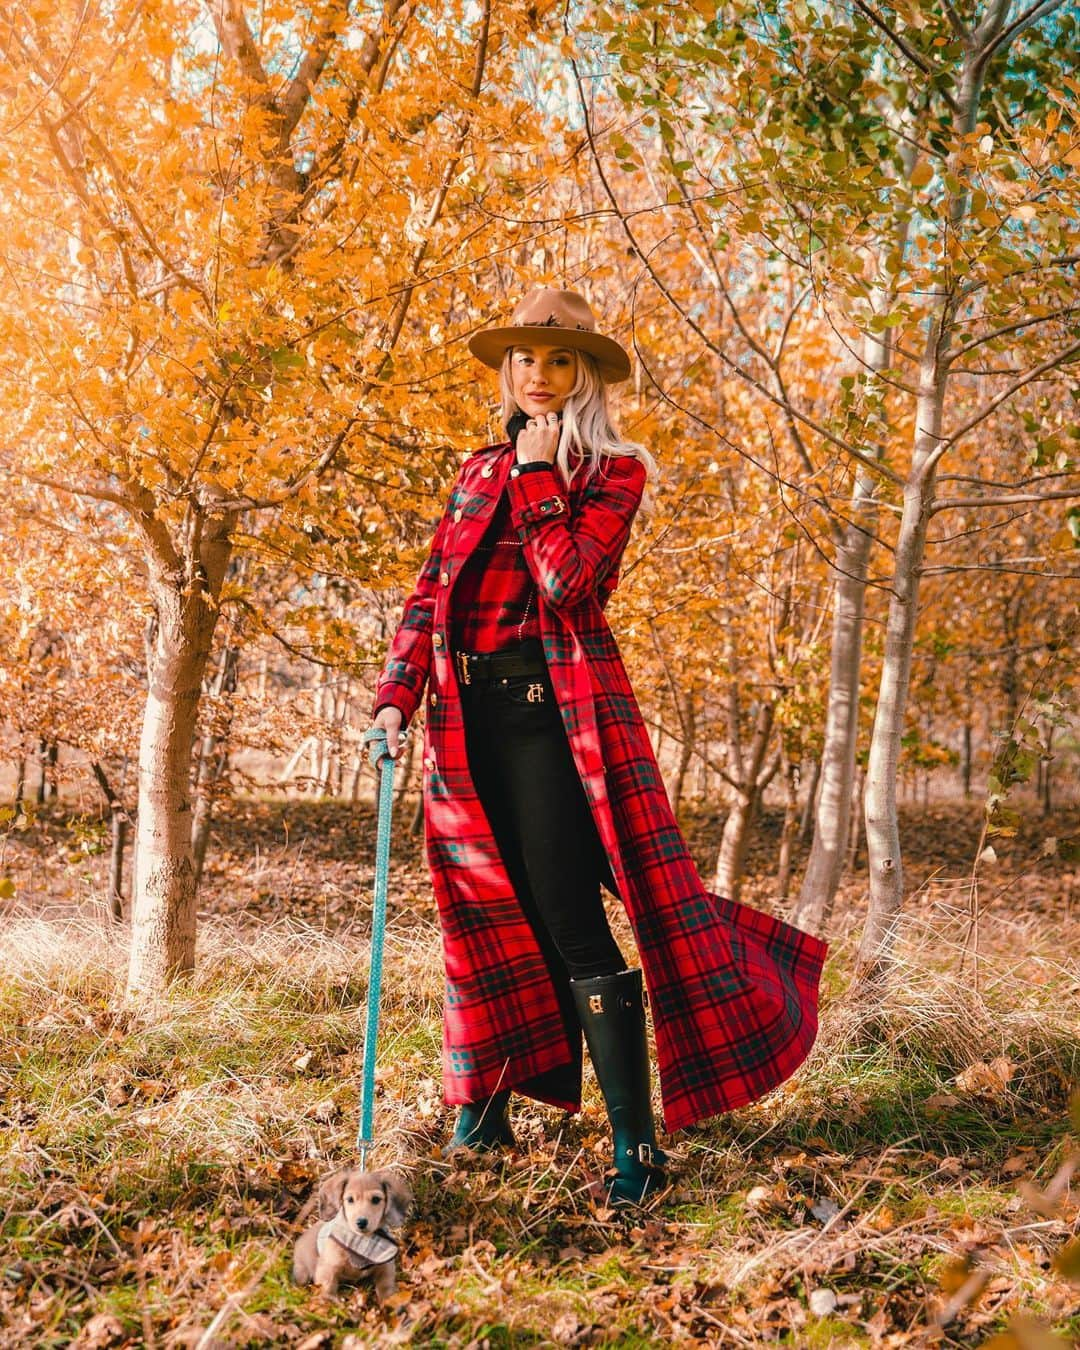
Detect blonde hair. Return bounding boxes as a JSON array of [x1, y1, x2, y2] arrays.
[[499, 348, 655, 489]]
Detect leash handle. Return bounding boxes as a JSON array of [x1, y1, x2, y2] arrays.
[[357, 727, 398, 1165]]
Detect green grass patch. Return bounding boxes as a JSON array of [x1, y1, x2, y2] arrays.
[[2, 884, 1078, 1347]]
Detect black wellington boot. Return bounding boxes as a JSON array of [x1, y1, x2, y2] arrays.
[[570, 969, 669, 1206], [442, 1089, 514, 1156]]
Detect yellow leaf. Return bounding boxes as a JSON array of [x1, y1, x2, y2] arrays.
[[909, 159, 934, 189]]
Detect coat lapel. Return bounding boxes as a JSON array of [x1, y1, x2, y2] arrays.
[[443, 444, 513, 585]]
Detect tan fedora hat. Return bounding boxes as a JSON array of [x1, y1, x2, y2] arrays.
[[468, 287, 632, 384]]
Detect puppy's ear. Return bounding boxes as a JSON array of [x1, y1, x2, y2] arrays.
[[372, 1168, 412, 1227], [317, 1169, 350, 1220]]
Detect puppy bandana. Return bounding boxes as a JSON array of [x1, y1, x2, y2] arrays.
[[317, 1215, 398, 1267]]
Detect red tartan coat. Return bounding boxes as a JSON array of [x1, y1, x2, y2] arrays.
[[374, 441, 827, 1133]]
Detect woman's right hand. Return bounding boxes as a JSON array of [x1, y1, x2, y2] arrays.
[[372, 705, 405, 759]]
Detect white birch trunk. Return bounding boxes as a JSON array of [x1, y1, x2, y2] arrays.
[[790, 511, 873, 931], [856, 15, 1005, 982], [858, 382, 944, 979]]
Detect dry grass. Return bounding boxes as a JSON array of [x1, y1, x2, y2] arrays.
[[2, 802, 1079, 1347]]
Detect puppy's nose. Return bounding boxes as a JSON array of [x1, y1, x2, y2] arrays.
[[356, 1217, 369, 1230]]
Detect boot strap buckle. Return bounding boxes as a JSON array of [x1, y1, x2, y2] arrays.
[[638, 1142, 653, 1166], [588, 993, 603, 1014]]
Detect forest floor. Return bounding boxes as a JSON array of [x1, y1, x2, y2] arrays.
[[1, 797, 1078, 1348]]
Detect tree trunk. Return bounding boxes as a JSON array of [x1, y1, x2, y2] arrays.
[[190, 745, 226, 892], [36, 737, 54, 804], [713, 683, 777, 901], [91, 760, 128, 922], [776, 757, 800, 901], [715, 788, 758, 900], [696, 703, 710, 799], [349, 745, 364, 802], [1001, 596, 1021, 727], [791, 515, 872, 932], [798, 756, 821, 845], [856, 20, 998, 985], [961, 717, 973, 798], [669, 691, 696, 816], [191, 640, 240, 892], [1042, 725, 1054, 816], [846, 765, 865, 875], [394, 724, 418, 807], [858, 453, 940, 982], [14, 756, 25, 807], [127, 512, 235, 997]]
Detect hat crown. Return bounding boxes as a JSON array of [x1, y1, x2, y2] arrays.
[[509, 287, 596, 335], [467, 285, 631, 383]]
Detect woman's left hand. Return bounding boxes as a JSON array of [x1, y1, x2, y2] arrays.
[[515, 411, 560, 465]]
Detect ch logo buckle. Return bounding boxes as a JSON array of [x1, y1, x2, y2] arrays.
[[588, 993, 603, 1014], [457, 652, 472, 685], [526, 682, 544, 703]]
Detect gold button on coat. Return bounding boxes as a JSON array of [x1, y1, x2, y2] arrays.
[[453, 508, 463, 522], [481, 464, 494, 478], [440, 571, 449, 586], [430, 692, 438, 707], [424, 756, 435, 770], [432, 633, 444, 649]]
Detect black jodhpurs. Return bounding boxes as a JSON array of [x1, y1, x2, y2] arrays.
[[458, 653, 625, 983]]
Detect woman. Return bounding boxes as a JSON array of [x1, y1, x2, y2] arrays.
[[371, 287, 827, 1206]]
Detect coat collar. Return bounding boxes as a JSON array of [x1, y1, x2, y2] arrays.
[[317, 1214, 398, 1267]]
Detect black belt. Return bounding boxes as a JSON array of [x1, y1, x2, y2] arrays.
[[454, 643, 547, 686]]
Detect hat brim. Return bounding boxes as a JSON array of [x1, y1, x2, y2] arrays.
[[467, 324, 632, 384]]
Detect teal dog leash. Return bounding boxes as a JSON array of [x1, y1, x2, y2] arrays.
[[357, 727, 398, 1168]]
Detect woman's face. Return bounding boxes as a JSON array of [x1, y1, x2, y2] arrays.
[[510, 344, 577, 416]]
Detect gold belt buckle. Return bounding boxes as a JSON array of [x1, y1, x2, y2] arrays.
[[457, 651, 472, 685], [526, 682, 544, 703]]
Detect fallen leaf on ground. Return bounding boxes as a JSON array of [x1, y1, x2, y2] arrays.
[[71, 1314, 125, 1350]]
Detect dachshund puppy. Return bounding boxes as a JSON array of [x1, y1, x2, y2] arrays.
[[292, 1167, 412, 1303]]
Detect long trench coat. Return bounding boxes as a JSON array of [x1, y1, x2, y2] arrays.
[[375, 439, 827, 1133]]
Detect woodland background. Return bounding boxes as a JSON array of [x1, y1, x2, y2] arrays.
[[1, 0, 1079, 1346]]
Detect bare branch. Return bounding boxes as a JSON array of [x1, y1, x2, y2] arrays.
[[932, 486, 1080, 514], [852, 1, 961, 116], [227, 595, 359, 669], [922, 562, 1080, 579], [938, 468, 1076, 487], [931, 338, 1080, 465], [206, 0, 270, 93], [366, 0, 491, 378], [52, 0, 149, 134], [567, 52, 903, 491], [959, 253, 1080, 302], [279, 1, 350, 138], [2, 465, 131, 509], [974, 0, 1064, 76], [207, 420, 352, 512], [948, 303, 1080, 363], [299, 0, 412, 208], [0, 0, 95, 139], [941, 0, 969, 40], [3, 462, 182, 575]]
